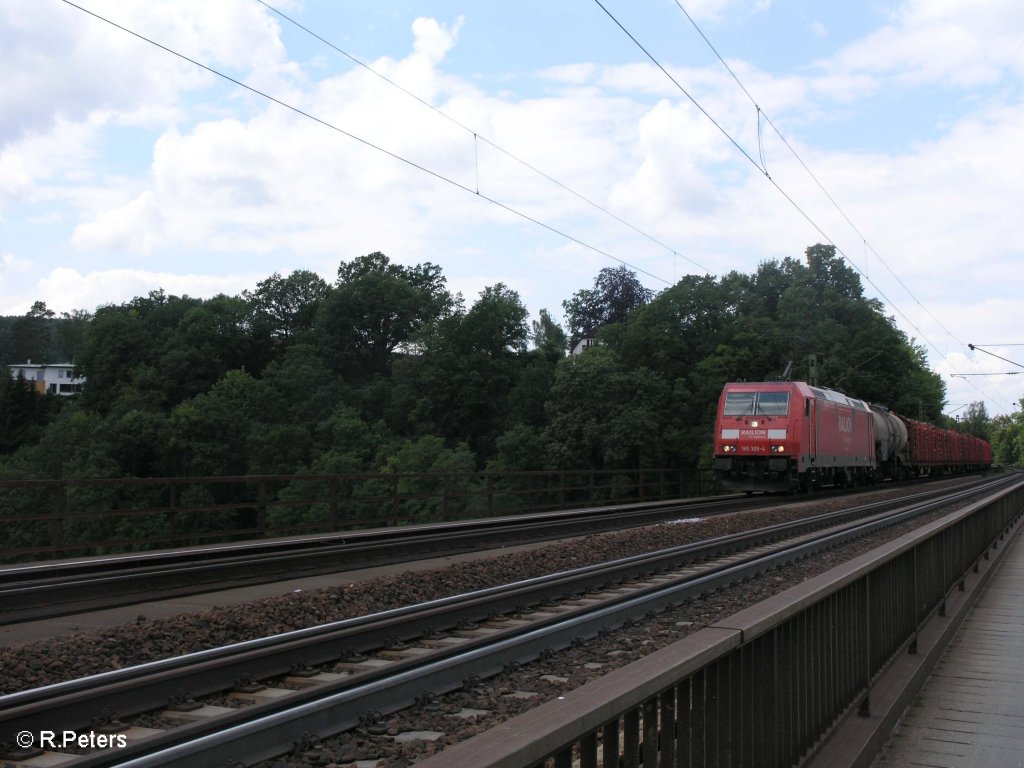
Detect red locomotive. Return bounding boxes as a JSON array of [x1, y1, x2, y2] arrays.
[[712, 381, 992, 493]]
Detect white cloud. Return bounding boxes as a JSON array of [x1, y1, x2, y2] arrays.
[[35, 267, 263, 314], [932, 299, 1024, 416], [0, 0, 297, 211], [411, 16, 464, 64], [72, 190, 163, 254], [3, 1, 1024, 419], [539, 63, 599, 86], [681, 0, 774, 23], [0, 252, 33, 278], [823, 0, 1024, 87], [0, 0, 281, 139]]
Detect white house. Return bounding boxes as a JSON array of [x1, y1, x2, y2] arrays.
[[7, 361, 85, 395], [571, 338, 599, 356]]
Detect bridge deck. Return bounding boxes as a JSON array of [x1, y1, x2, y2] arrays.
[[872, 529, 1024, 768]]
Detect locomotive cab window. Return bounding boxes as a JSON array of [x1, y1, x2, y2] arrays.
[[723, 392, 756, 415], [723, 391, 790, 416], [757, 392, 790, 415]]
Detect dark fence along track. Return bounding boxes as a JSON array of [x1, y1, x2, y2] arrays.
[[0, 467, 719, 561]]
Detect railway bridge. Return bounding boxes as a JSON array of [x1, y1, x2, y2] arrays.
[[417, 476, 1024, 768], [1, 474, 1021, 767]]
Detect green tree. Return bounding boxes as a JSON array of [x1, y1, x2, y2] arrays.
[[958, 401, 991, 439], [0, 372, 53, 454], [616, 274, 728, 381], [76, 295, 172, 412], [98, 409, 171, 478], [486, 423, 547, 472], [245, 270, 329, 344], [251, 344, 340, 427], [57, 309, 92, 363], [531, 308, 567, 361], [460, 284, 529, 356], [77, 291, 267, 414], [313, 404, 390, 473], [318, 252, 454, 381], [990, 406, 1022, 465], [379, 435, 478, 520], [562, 266, 653, 348], [3, 405, 117, 480], [389, 285, 530, 460], [165, 370, 259, 477], [11, 301, 57, 363], [543, 348, 671, 470], [770, 245, 945, 418]]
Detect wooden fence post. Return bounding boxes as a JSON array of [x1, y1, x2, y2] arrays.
[[51, 484, 66, 552], [329, 476, 339, 528], [257, 478, 267, 536], [168, 479, 178, 541]]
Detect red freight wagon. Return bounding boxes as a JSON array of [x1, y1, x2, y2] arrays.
[[951, 431, 962, 465], [905, 419, 938, 466], [901, 418, 990, 475]]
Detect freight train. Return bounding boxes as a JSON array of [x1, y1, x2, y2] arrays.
[[712, 381, 992, 493]]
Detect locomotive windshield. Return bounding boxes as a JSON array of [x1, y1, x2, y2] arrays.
[[757, 392, 790, 415], [723, 391, 790, 416]]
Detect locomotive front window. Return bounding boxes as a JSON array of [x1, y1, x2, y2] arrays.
[[724, 392, 756, 415], [723, 391, 790, 416], [757, 392, 790, 415]]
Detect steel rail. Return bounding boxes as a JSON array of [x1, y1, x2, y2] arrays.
[[100, 475, 1015, 768], [0, 476, 967, 625], [0, 478, 989, 714], [0, 475, 1008, 764], [0, 493, 769, 625]]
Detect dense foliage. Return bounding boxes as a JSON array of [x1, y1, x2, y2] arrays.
[[1, 244, 1013, 487], [989, 402, 1024, 465]]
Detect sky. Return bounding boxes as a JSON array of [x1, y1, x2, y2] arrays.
[[1, 0, 1022, 418]]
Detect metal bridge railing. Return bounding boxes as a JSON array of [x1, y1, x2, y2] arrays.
[[0, 467, 720, 562], [417, 479, 1024, 768]]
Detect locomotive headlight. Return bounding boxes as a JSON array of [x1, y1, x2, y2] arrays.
[[771, 445, 785, 453], [723, 445, 736, 452], [750, 420, 759, 428]]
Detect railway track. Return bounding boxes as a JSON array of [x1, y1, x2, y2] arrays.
[[0, 474, 1010, 767], [0, 492, 784, 625]]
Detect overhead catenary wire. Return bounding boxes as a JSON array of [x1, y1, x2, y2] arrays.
[[968, 344, 1024, 370], [667, 1, 1011, 406], [53, 0, 1018, 415], [255, 0, 711, 275], [59, 0, 671, 287], [669, 0, 964, 349], [592, 0, 767, 177], [593, 2, 918, 337], [595, 0, 1011, 412]]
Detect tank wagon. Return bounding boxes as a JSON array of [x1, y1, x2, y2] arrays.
[[713, 381, 992, 493]]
